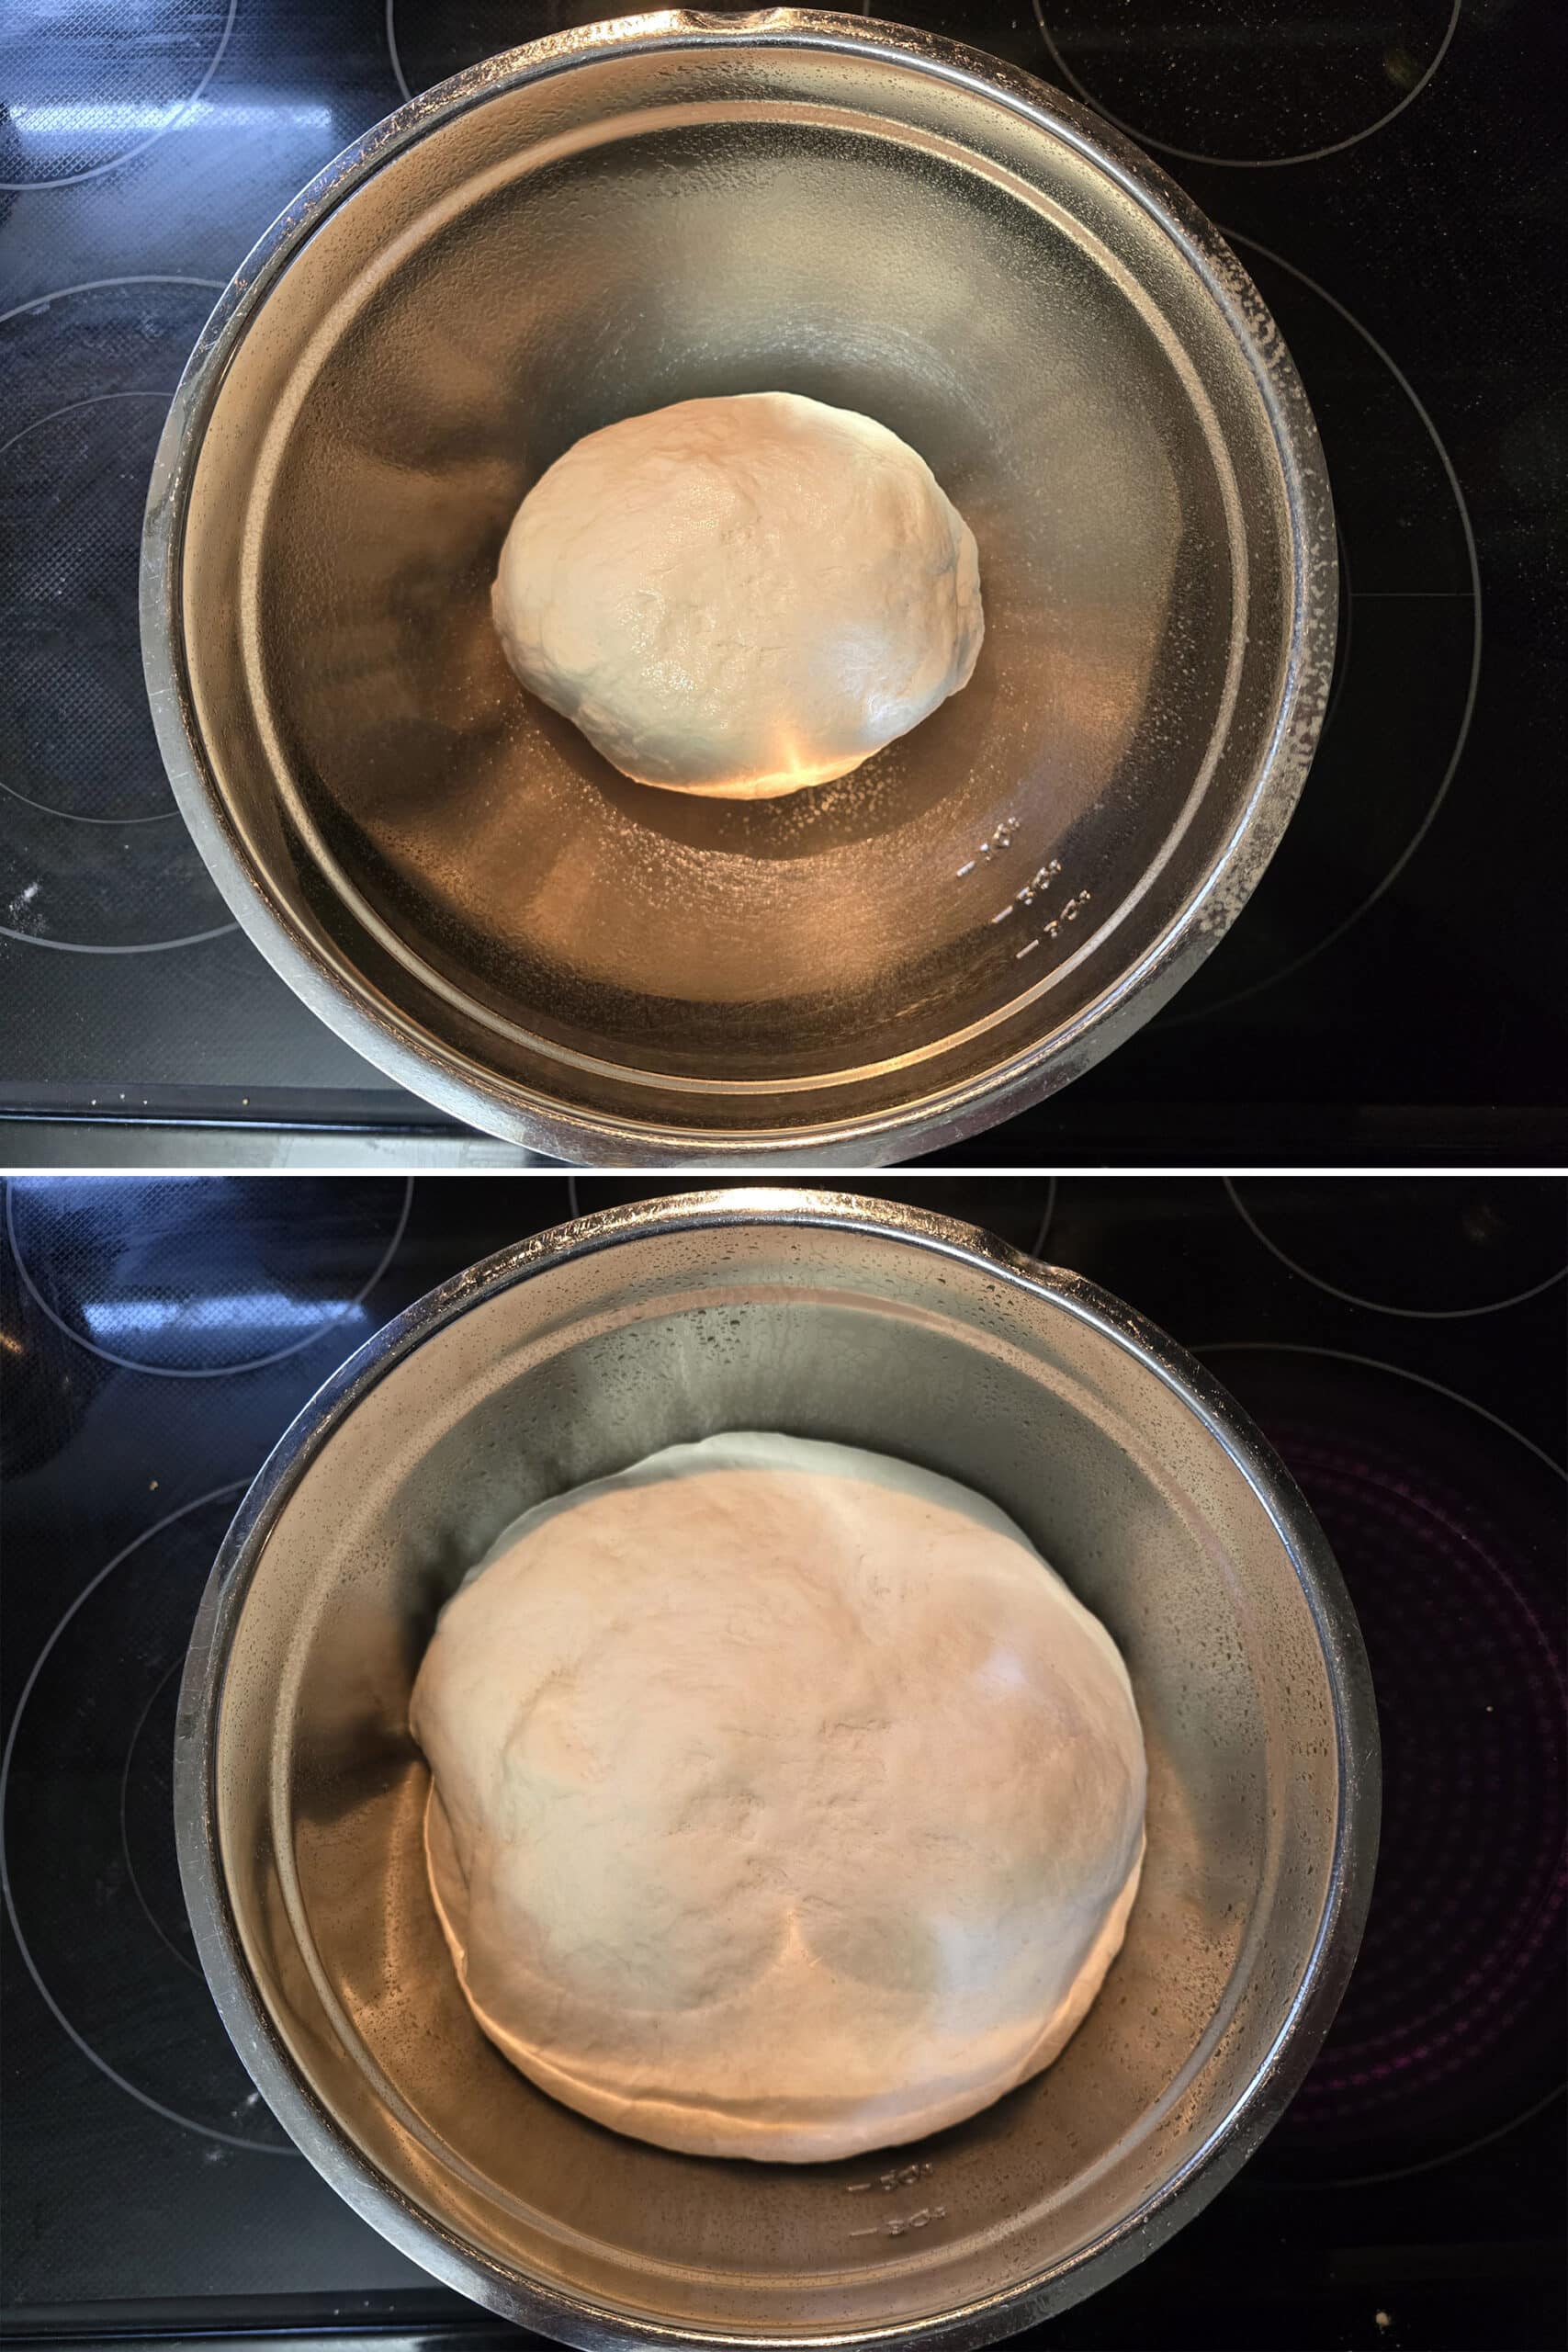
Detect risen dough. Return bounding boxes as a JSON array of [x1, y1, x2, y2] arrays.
[[410, 1434, 1145, 2163], [491, 393, 984, 798]]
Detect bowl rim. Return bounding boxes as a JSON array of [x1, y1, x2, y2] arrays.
[[175, 1186, 1380, 2347], [141, 6, 1337, 1167]]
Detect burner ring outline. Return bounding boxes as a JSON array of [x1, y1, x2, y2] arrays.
[[0, 1484, 297, 2154], [1031, 1, 1461, 172], [1224, 1178, 1568, 1320], [1164, 236, 1481, 1023], [5, 1177, 413, 1377], [0, 0, 241, 194]]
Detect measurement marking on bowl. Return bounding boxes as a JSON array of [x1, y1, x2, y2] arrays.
[[987, 856, 1066, 929], [956, 815, 1021, 876], [850, 2205, 947, 2239], [845, 2160, 935, 2194], [1016, 888, 1092, 959]]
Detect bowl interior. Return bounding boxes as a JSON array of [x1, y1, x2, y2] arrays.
[[176, 25, 1302, 1131], [208, 1211, 1343, 2340]]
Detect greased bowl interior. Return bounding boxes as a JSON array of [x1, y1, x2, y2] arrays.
[[147, 12, 1334, 1160], [176, 1193, 1376, 2346]]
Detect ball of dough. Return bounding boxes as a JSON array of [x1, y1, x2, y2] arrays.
[[491, 393, 984, 798], [411, 1434, 1145, 2164]]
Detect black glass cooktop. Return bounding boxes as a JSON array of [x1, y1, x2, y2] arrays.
[[3, 1173, 1564, 2348], [1, 3, 1564, 1168]]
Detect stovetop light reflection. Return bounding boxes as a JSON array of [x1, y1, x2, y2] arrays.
[[13, 99, 333, 134], [82, 1292, 366, 1340]]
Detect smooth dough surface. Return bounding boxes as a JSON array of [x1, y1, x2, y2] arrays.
[[491, 393, 984, 798], [410, 1434, 1145, 2163]]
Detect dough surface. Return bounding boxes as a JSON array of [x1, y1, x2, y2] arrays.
[[410, 1434, 1145, 2163], [491, 393, 984, 798]]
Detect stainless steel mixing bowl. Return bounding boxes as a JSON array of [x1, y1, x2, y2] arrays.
[[143, 10, 1334, 1165], [175, 1189, 1377, 2346]]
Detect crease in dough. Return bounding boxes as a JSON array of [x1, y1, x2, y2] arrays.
[[411, 1433, 1145, 2163]]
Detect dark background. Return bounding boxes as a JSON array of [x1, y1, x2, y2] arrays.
[[3, 1172, 1564, 2348], [1, 1, 1565, 1167]]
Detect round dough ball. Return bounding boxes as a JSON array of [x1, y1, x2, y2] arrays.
[[491, 392, 984, 798], [411, 1434, 1145, 2164]]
